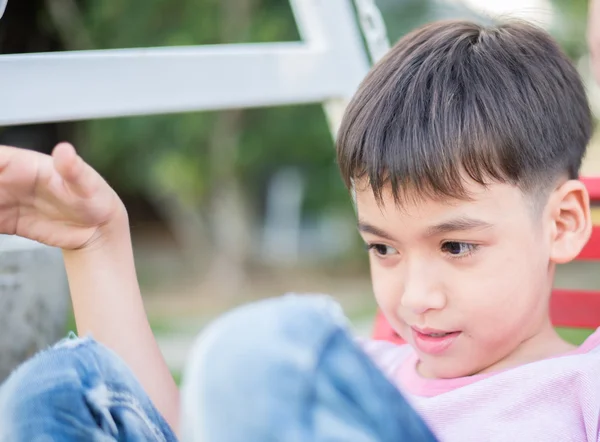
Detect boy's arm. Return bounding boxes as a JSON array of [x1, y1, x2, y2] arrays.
[[0, 143, 180, 433], [63, 209, 180, 432]]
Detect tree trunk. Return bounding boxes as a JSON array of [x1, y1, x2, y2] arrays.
[[204, 0, 256, 297], [44, 0, 94, 50], [205, 110, 251, 296]]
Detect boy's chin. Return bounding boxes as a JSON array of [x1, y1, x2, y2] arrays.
[[417, 354, 485, 380]]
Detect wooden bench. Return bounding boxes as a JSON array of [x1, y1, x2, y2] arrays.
[[373, 177, 600, 344]]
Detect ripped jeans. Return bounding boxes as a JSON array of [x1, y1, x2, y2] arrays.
[[0, 295, 437, 442]]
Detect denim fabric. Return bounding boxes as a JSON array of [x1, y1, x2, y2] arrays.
[[0, 333, 177, 441], [181, 294, 438, 442], [0, 295, 437, 442]]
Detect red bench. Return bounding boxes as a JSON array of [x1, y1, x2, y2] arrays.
[[373, 177, 600, 344]]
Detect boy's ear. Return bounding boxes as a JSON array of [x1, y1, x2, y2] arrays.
[[548, 180, 592, 264]]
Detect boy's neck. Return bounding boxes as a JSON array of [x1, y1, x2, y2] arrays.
[[476, 325, 576, 376]]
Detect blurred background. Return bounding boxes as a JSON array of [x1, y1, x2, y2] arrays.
[[0, 0, 597, 379]]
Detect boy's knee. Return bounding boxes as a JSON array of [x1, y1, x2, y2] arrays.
[[184, 296, 347, 397], [181, 294, 349, 441], [191, 294, 348, 369]]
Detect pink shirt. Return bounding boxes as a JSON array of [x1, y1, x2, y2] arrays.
[[362, 328, 600, 441]]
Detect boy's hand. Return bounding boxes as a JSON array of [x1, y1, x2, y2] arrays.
[[0, 142, 181, 429], [0, 143, 125, 250]]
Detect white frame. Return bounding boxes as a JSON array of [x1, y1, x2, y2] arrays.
[[0, 0, 372, 134]]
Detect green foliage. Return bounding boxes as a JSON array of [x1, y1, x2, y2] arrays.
[[84, 112, 215, 200], [82, 0, 221, 48], [238, 104, 346, 215], [556, 326, 595, 345], [547, 0, 589, 60]]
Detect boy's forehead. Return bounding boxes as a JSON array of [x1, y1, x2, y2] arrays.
[[353, 178, 527, 221]]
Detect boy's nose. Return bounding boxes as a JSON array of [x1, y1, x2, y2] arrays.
[[399, 269, 446, 315]]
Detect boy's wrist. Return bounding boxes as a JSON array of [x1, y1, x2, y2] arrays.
[[97, 202, 130, 244], [66, 202, 131, 254], [61, 202, 137, 300]]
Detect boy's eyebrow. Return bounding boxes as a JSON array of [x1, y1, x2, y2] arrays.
[[357, 217, 493, 241], [425, 217, 493, 237], [357, 221, 396, 241]]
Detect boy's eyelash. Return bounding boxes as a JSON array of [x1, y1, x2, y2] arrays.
[[440, 241, 480, 259], [364, 242, 480, 259], [365, 243, 394, 256], [365, 243, 381, 252]]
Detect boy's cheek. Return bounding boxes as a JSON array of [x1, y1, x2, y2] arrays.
[[371, 271, 399, 309]]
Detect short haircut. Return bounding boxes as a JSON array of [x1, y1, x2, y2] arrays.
[[337, 20, 592, 206]]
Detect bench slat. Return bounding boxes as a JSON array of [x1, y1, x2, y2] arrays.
[[550, 289, 600, 329]]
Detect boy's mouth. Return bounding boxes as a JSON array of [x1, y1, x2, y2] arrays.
[[411, 327, 461, 355]]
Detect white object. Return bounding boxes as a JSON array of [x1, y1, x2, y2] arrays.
[[0, 0, 372, 137]]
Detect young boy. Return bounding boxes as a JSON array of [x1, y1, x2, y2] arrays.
[[0, 18, 597, 441]]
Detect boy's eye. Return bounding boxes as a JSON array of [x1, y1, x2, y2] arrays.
[[441, 241, 477, 256], [368, 244, 399, 257]]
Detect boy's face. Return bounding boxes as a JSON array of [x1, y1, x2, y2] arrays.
[[356, 178, 561, 378]]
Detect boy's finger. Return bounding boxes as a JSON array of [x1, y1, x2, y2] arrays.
[[52, 143, 101, 198]]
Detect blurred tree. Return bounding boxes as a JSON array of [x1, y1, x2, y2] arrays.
[[547, 0, 589, 61]]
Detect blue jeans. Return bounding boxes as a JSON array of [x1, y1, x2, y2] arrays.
[[0, 295, 437, 441]]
